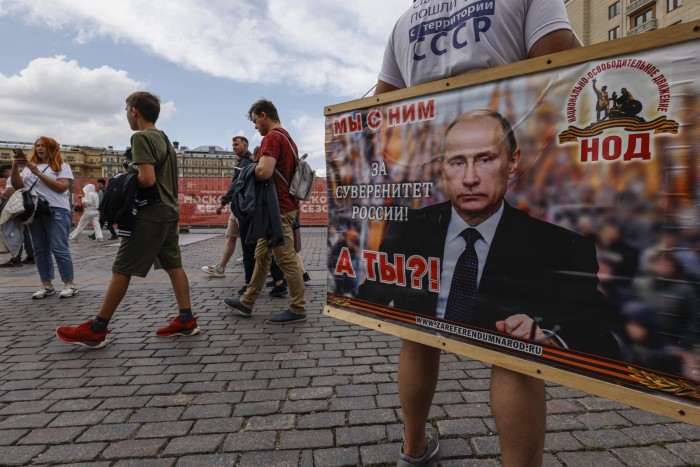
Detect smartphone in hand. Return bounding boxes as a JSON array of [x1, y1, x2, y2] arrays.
[[12, 148, 27, 164]]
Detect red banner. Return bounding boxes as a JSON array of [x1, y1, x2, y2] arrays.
[[72, 176, 328, 227]]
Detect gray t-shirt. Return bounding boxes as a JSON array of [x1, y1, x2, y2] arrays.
[[379, 0, 573, 88]]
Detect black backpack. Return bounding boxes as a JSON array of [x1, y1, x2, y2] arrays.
[[99, 171, 139, 228]]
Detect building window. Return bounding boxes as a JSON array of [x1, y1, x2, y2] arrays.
[[667, 0, 682, 11], [608, 1, 620, 18], [608, 26, 620, 40], [634, 9, 653, 27]]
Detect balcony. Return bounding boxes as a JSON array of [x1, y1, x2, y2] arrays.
[[628, 18, 658, 35], [626, 0, 655, 16]]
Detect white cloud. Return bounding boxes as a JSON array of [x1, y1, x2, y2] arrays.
[[7, 0, 408, 97], [0, 55, 170, 147]]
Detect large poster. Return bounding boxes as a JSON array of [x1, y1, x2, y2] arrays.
[[325, 36, 700, 421]]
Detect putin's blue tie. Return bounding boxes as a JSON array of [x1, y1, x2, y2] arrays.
[[444, 228, 481, 323]]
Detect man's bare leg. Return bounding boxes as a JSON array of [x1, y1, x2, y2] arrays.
[[96, 272, 131, 319], [218, 236, 237, 268], [165, 267, 191, 310], [490, 365, 546, 467], [398, 339, 441, 457]]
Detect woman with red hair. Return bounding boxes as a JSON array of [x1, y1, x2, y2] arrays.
[[10, 136, 77, 299]]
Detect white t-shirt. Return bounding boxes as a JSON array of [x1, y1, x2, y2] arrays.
[[379, 0, 573, 88], [21, 163, 74, 211]]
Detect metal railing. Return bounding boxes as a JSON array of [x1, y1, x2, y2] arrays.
[[627, 18, 658, 35], [626, 0, 656, 16]]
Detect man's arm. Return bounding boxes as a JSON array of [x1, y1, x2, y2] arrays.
[[137, 163, 156, 188], [255, 155, 276, 181], [528, 29, 581, 58], [374, 80, 400, 96]]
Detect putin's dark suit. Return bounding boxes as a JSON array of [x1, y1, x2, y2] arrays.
[[357, 202, 622, 358]]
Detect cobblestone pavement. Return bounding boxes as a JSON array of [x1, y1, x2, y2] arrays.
[[0, 227, 698, 466]]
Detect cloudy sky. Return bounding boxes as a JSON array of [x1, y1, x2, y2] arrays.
[[0, 0, 410, 173]]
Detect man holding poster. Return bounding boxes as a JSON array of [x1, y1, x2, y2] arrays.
[[369, 1, 600, 466]]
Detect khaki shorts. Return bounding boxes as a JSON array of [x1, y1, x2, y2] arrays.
[[113, 219, 182, 277], [226, 213, 240, 237]]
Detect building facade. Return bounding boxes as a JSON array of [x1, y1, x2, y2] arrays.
[[565, 0, 699, 46], [0, 141, 104, 178], [0, 140, 238, 179]]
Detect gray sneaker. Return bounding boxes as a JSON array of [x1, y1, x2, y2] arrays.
[[397, 427, 439, 467]]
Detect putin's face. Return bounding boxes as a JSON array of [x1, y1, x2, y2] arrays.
[[441, 116, 519, 226]]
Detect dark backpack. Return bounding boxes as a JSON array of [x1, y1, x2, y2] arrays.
[[99, 171, 139, 228]]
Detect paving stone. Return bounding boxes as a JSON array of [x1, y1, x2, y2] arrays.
[[175, 453, 239, 466], [182, 403, 231, 420], [279, 429, 334, 449], [0, 413, 57, 429], [238, 450, 300, 467], [471, 435, 501, 456], [669, 423, 700, 440], [281, 399, 328, 413], [556, 450, 624, 466], [162, 434, 225, 456], [102, 438, 167, 459], [665, 441, 700, 464], [336, 425, 386, 446], [192, 392, 243, 405], [621, 424, 685, 444], [348, 408, 397, 425], [546, 413, 587, 431], [441, 459, 499, 466], [330, 396, 376, 411], [288, 386, 333, 400], [0, 429, 28, 445], [223, 431, 277, 452], [577, 396, 629, 411], [612, 446, 686, 466], [359, 442, 402, 465], [232, 401, 280, 416], [190, 417, 244, 434], [17, 426, 85, 444], [443, 403, 491, 418], [577, 411, 633, 430], [242, 388, 287, 403], [33, 442, 106, 464], [246, 414, 296, 431], [298, 412, 346, 429], [572, 428, 636, 449], [47, 398, 102, 413], [0, 400, 54, 415], [313, 447, 359, 466], [439, 437, 473, 458], [146, 394, 194, 407], [0, 445, 46, 465], [113, 458, 174, 467], [98, 396, 152, 410], [77, 423, 139, 442], [134, 383, 183, 396], [136, 421, 194, 438], [0, 389, 52, 402], [48, 410, 110, 427], [130, 406, 184, 423], [544, 431, 584, 452], [617, 409, 676, 426], [437, 418, 489, 437]]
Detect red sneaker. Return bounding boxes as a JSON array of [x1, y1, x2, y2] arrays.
[[56, 320, 110, 349], [156, 316, 200, 337]]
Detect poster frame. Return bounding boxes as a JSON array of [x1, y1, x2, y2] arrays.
[[323, 20, 700, 425]]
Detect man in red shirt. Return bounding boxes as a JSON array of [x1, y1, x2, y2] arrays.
[[224, 99, 306, 324]]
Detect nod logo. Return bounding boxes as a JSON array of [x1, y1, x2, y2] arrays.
[[558, 58, 678, 163]]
